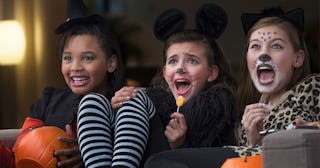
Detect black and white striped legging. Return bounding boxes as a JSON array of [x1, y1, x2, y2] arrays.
[[77, 89, 155, 168]]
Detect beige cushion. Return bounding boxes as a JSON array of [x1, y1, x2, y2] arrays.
[[262, 129, 320, 168]]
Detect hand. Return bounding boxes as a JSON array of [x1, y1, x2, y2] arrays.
[[294, 118, 320, 127], [241, 103, 269, 146], [165, 112, 187, 149], [111, 86, 137, 109], [54, 124, 84, 168]]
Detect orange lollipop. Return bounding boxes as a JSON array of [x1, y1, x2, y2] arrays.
[[176, 96, 184, 113]]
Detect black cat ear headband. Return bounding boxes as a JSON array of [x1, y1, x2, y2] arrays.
[[55, 0, 108, 34], [153, 3, 228, 44], [241, 8, 304, 49], [241, 8, 304, 35]]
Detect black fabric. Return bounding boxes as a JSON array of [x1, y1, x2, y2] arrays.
[[144, 147, 238, 168], [141, 113, 170, 167], [146, 85, 238, 149], [29, 87, 81, 130]]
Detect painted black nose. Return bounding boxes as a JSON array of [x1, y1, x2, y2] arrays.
[[176, 68, 184, 74], [258, 54, 271, 62]]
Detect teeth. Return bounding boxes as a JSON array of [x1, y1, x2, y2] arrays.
[[258, 66, 272, 70], [176, 79, 188, 82], [72, 77, 87, 81]]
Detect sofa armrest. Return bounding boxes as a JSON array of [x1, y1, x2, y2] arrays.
[[0, 129, 20, 149], [262, 129, 320, 168]]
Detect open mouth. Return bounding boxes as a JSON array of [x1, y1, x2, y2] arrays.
[[175, 79, 191, 95], [71, 76, 89, 86], [257, 64, 275, 85]]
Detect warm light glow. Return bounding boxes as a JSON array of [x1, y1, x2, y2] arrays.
[[0, 20, 26, 65]]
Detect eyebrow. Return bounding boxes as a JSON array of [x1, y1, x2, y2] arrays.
[[249, 37, 286, 43]]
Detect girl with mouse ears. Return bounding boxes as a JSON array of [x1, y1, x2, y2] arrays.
[[111, 2, 239, 160]]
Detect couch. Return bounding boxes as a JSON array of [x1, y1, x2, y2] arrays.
[[1, 128, 320, 168], [0, 129, 20, 149], [262, 129, 320, 168]]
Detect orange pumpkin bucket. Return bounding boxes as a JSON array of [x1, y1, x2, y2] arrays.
[[221, 155, 262, 168]]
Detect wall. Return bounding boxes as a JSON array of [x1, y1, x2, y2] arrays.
[[0, 0, 66, 128]]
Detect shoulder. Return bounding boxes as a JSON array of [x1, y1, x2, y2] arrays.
[[145, 87, 175, 103], [193, 85, 236, 106], [182, 85, 237, 117], [31, 86, 78, 114], [292, 73, 320, 94]]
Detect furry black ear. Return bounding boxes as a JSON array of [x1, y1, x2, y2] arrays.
[[153, 9, 186, 42], [195, 3, 228, 40], [241, 8, 304, 35]]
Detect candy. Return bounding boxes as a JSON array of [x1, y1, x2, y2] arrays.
[[176, 96, 184, 113]]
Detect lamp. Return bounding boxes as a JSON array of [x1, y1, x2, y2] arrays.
[[0, 20, 26, 65]]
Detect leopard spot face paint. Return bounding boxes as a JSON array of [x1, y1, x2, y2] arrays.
[[258, 31, 276, 42]]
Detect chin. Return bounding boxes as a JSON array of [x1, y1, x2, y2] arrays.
[[71, 88, 88, 95]]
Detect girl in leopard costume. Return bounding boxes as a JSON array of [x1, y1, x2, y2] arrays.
[[227, 7, 320, 157]]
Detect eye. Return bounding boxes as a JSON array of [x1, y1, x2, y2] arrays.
[[167, 58, 177, 65], [249, 44, 261, 50], [62, 55, 72, 63], [186, 58, 198, 64], [271, 43, 283, 49], [82, 55, 95, 62]]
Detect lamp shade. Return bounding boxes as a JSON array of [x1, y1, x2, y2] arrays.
[[0, 20, 26, 65]]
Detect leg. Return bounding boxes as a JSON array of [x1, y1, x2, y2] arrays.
[[77, 93, 114, 168], [112, 89, 155, 168]]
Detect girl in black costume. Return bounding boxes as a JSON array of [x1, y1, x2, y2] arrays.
[[110, 3, 239, 167]]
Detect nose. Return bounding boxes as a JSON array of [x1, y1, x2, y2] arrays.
[[258, 54, 271, 62], [176, 68, 184, 74], [70, 60, 83, 71]]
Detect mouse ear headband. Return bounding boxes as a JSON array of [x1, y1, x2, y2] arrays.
[[195, 3, 228, 42], [153, 3, 228, 42], [153, 8, 186, 42]]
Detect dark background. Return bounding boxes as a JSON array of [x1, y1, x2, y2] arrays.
[[0, 0, 319, 128]]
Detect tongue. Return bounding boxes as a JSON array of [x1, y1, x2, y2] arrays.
[[259, 70, 274, 84], [177, 84, 189, 95]]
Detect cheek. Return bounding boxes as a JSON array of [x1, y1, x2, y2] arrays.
[[91, 65, 108, 77], [61, 64, 68, 76], [246, 55, 256, 70], [163, 67, 175, 82]]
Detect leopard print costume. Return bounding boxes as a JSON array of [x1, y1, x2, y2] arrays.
[[226, 74, 320, 157]]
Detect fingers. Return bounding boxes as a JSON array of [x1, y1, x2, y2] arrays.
[[56, 153, 83, 167], [54, 146, 79, 156], [242, 103, 269, 135], [65, 124, 74, 137], [294, 118, 306, 125], [242, 103, 269, 124], [170, 112, 187, 129], [111, 86, 137, 109], [165, 117, 187, 149], [165, 113, 187, 142]]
